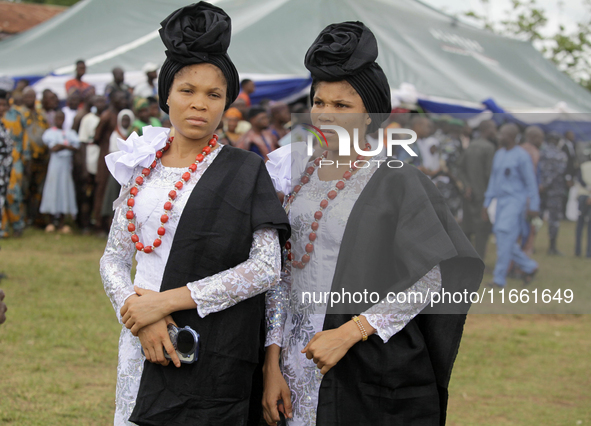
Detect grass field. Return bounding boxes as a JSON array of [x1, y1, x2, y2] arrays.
[[0, 221, 589, 425]]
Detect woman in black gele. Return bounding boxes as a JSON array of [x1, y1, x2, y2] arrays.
[[100, 2, 289, 425], [262, 22, 483, 425]]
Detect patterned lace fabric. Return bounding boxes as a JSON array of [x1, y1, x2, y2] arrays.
[[99, 144, 281, 426], [187, 228, 280, 318], [264, 150, 442, 426]]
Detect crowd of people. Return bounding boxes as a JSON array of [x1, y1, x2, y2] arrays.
[[0, 61, 310, 237], [0, 60, 590, 269], [1, 60, 590, 267], [393, 114, 590, 285]]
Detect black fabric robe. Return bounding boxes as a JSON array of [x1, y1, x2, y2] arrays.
[[316, 162, 484, 425], [129, 146, 290, 426]]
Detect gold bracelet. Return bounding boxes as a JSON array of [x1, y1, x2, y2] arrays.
[[352, 315, 368, 341]]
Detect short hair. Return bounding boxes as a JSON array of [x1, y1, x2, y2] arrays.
[[146, 96, 158, 105], [76, 60, 85, 66], [248, 106, 266, 121], [240, 79, 253, 88]]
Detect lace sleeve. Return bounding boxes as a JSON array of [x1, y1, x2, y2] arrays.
[[99, 188, 136, 324], [187, 228, 281, 318], [265, 265, 291, 347], [362, 264, 442, 343]]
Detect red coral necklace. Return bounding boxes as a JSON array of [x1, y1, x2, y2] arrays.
[[284, 142, 372, 269], [126, 134, 219, 253]]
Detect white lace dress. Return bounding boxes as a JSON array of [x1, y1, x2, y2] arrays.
[[100, 143, 281, 426], [265, 149, 442, 426]]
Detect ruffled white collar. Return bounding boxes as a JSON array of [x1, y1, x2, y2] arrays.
[[105, 126, 170, 186]]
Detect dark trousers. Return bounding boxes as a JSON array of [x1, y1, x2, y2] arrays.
[[575, 195, 591, 257], [462, 198, 491, 260]]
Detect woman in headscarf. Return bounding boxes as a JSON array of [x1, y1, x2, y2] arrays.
[[99, 3, 289, 425], [100, 109, 134, 224], [262, 22, 483, 425]]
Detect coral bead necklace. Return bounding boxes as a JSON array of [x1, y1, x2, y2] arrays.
[[284, 142, 372, 269], [126, 133, 219, 253]]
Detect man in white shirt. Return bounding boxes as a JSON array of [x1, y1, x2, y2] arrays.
[[77, 95, 107, 231], [133, 63, 159, 99]]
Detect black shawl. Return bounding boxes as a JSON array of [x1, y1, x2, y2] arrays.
[[129, 146, 290, 426], [317, 163, 484, 425]]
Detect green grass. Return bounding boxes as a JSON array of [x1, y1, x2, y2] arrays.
[[0, 222, 589, 425]]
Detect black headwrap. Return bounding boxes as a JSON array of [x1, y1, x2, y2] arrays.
[[305, 21, 392, 133], [157, 1, 240, 114]]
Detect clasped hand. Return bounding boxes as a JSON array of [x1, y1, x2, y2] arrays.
[[121, 286, 181, 368], [121, 286, 168, 336], [301, 323, 360, 375]]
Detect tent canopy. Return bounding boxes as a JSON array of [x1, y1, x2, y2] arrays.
[[1, 0, 591, 112]]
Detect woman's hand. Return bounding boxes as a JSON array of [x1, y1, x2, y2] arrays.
[[302, 318, 374, 375], [262, 345, 292, 425], [138, 315, 181, 368], [121, 286, 170, 335]]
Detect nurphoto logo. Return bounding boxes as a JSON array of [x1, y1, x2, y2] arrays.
[[305, 125, 419, 168]]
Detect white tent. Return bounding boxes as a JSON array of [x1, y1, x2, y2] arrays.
[[1, 0, 591, 111]]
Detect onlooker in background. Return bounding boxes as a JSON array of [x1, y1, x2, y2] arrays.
[[539, 132, 568, 256], [0, 289, 6, 324], [22, 87, 50, 227], [483, 123, 539, 287], [560, 130, 578, 214], [160, 115, 171, 128], [521, 126, 543, 170], [460, 123, 472, 150], [72, 86, 96, 133], [259, 97, 272, 110], [0, 91, 13, 238], [101, 109, 134, 226], [62, 92, 81, 131], [129, 98, 153, 136], [236, 106, 274, 160], [0, 94, 11, 285], [230, 98, 251, 134], [458, 119, 497, 260], [0, 90, 28, 238], [104, 67, 132, 104], [93, 91, 127, 234], [41, 90, 59, 127], [575, 154, 591, 258], [78, 95, 107, 233], [237, 78, 255, 107], [146, 96, 162, 126], [217, 107, 243, 146], [520, 125, 545, 256], [11, 80, 30, 112], [10, 91, 24, 111], [133, 63, 159, 99], [267, 101, 290, 147], [399, 115, 429, 168], [13, 79, 29, 96], [65, 60, 93, 104], [39, 110, 79, 234], [278, 103, 310, 146], [437, 118, 465, 219]]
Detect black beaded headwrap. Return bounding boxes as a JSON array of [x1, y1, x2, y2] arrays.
[[157, 1, 240, 114], [305, 21, 392, 133]]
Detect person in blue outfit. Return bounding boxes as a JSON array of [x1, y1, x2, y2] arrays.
[[483, 123, 540, 287]]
